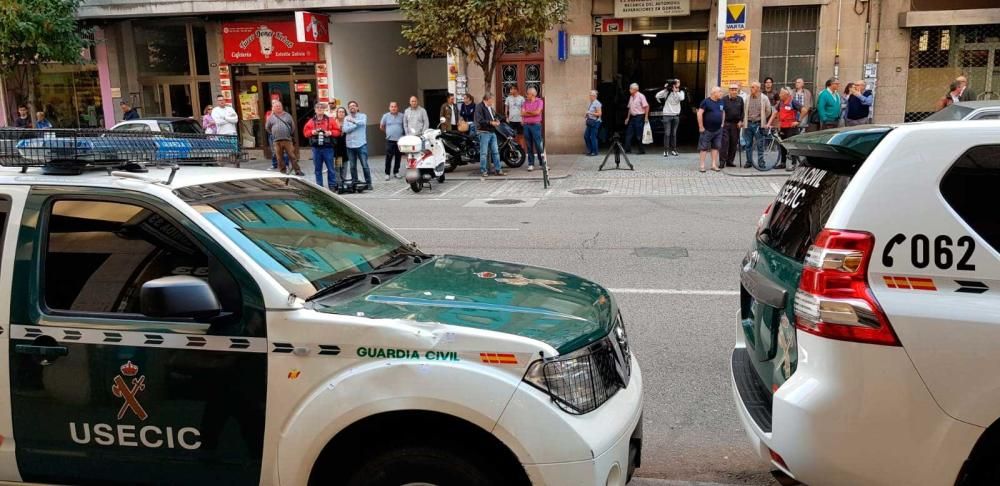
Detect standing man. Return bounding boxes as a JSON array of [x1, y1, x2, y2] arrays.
[[697, 87, 725, 172], [720, 83, 745, 168], [303, 102, 338, 190], [211, 95, 239, 135], [792, 79, 813, 132], [742, 81, 774, 168], [34, 111, 52, 129], [343, 100, 373, 189], [656, 79, 685, 157], [120, 101, 140, 121], [584, 90, 602, 157], [403, 96, 429, 136], [845, 81, 874, 126], [474, 93, 504, 177], [505, 86, 525, 149], [440, 93, 459, 131], [265, 100, 304, 176], [623, 83, 649, 154], [816, 78, 842, 130], [522, 87, 544, 171], [380, 101, 405, 180], [769, 88, 807, 171], [957, 76, 977, 102], [13, 105, 32, 128]]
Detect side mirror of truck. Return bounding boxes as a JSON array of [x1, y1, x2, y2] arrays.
[[141, 276, 222, 320]]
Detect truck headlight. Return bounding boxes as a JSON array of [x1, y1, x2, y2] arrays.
[[524, 318, 631, 414]]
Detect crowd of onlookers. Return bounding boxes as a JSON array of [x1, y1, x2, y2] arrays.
[[610, 76, 875, 172]]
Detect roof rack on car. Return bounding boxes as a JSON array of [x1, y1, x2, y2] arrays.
[[0, 128, 244, 176]]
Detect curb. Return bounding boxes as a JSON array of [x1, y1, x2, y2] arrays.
[[723, 170, 790, 178]]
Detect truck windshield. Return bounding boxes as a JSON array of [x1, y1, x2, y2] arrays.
[[176, 178, 407, 298]]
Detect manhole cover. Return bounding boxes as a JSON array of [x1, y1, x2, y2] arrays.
[[570, 188, 609, 195], [633, 247, 689, 259], [485, 199, 525, 205]]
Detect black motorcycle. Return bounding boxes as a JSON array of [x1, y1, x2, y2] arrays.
[[438, 119, 525, 173]]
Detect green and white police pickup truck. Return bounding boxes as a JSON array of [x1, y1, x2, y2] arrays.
[[0, 159, 642, 485]]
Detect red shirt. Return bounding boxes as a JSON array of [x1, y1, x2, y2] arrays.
[[303, 115, 341, 138], [777, 100, 802, 129]]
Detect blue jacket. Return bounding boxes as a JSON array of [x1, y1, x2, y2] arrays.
[[343, 113, 368, 149], [847, 90, 873, 120]]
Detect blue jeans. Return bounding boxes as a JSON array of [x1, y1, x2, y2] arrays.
[[478, 131, 501, 174], [312, 146, 336, 188], [584, 120, 601, 154], [524, 123, 543, 166], [743, 121, 767, 164], [624, 116, 645, 152], [348, 145, 372, 185]]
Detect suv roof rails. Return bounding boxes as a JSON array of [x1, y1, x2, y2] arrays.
[[0, 128, 243, 175]]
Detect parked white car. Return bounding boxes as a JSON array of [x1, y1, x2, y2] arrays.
[[111, 117, 205, 134], [733, 122, 1000, 486]]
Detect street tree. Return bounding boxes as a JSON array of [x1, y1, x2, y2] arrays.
[[0, 0, 92, 119], [398, 0, 568, 94]]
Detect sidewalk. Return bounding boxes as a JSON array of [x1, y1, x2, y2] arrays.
[[240, 155, 573, 181]]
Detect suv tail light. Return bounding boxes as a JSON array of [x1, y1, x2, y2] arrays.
[[756, 203, 772, 234], [794, 229, 900, 346]]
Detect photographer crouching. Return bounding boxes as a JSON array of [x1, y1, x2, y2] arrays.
[[655, 79, 685, 157], [303, 101, 340, 190]]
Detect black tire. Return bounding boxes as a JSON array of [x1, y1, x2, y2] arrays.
[[410, 182, 422, 193], [437, 173, 446, 183], [346, 445, 495, 486], [444, 154, 457, 173], [501, 144, 525, 168]]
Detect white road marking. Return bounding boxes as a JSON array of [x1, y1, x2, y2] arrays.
[[770, 182, 782, 193], [393, 227, 521, 231], [436, 180, 468, 197], [608, 288, 739, 296]]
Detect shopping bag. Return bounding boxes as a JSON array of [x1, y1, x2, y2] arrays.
[[641, 121, 653, 144]]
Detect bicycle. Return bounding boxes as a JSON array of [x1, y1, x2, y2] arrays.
[[751, 127, 802, 172]]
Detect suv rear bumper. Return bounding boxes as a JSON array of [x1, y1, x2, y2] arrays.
[[731, 326, 982, 486]]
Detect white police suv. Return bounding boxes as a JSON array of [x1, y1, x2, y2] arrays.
[[732, 122, 1000, 485], [0, 129, 643, 485]]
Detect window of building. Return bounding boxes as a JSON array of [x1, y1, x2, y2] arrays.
[[135, 24, 191, 76], [760, 6, 820, 94], [268, 203, 308, 223], [43, 199, 238, 318]]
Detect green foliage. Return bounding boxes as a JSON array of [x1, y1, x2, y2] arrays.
[[398, 0, 568, 91], [0, 0, 93, 75]]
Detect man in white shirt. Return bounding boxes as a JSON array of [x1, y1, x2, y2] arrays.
[[505, 86, 525, 148], [210, 95, 239, 135]]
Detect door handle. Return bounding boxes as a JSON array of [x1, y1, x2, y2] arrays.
[[15, 344, 69, 359]]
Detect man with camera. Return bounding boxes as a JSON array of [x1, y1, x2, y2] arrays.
[[303, 101, 339, 189], [656, 79, 685, 157]]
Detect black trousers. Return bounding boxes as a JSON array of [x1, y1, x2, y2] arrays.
[[385, 140, 401, 175], [720, 122, 741, 166], [623, 116, 646, 153]]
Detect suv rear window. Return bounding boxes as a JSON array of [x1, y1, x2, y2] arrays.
[[941, 145, 1000, 251], [760, 127, 893, 261]]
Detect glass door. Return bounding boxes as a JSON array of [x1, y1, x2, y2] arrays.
[[166, 84, 194, 118]]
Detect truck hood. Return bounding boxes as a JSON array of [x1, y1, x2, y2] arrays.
[[315, 255, 616, 353]]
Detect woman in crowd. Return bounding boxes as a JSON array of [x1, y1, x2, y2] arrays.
[[201, 105, 216, 134], [460, 94, 477, 136]]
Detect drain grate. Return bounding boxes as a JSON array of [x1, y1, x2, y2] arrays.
[[569, 188, 609, 195], [485, 199, 526, 205]]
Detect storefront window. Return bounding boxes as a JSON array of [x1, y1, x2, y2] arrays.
[[135, 24, 191, 75], [32, 64, 103, 128], [193, 26, 210, 76]]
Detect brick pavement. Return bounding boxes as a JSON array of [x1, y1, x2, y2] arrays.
[[240, 153, 786, 199]]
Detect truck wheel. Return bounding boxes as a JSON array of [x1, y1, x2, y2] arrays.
[[410, 182, 423, 193], [346, 445, 494, 486]]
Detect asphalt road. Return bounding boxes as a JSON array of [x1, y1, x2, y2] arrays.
[[350, 192, 778, 485]]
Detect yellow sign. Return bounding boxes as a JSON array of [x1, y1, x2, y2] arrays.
[[238, 92, 260, 121], [721, 30, 751, 89]]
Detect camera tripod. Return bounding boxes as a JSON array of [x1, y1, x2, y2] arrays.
[[599, 132, 635, 171]]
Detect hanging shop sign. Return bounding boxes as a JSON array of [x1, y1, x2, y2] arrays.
[[315, 62, 330, 103], [726, 3, 747, 30], [295, 11, 330, 44], [218, 64, 233, 103], [720, 30, 751, 89], [222, 21, 320, 64], [614, 0, 690, 18], [593, 17, 628, 34]]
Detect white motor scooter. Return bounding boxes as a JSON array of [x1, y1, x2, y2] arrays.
[[398, 117, 447, 193]]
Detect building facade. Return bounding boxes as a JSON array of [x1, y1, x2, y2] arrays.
[[4, 0, 999, 154]]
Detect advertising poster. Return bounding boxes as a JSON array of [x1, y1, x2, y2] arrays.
[[222, 21, 320, 64], [721, 30, 751, 89], [238, 92, 260, 120]]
